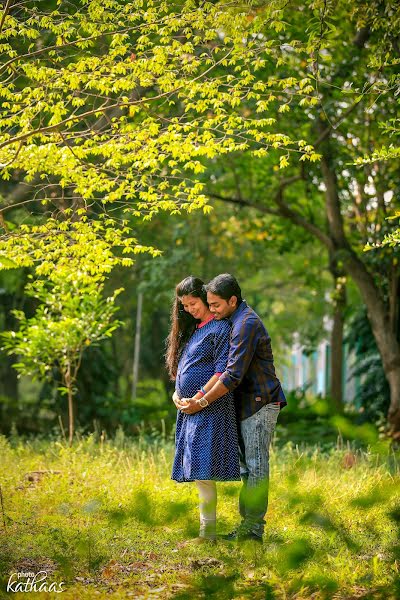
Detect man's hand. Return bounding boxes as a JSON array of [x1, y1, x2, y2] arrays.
[[179, 397, 202, 414]]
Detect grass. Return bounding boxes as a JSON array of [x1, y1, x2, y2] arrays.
[[0, 431, 399, 599]]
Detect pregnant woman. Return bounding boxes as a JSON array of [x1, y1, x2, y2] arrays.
[[165, 276, 240, 542]]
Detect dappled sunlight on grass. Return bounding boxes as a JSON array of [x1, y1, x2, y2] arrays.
[[0, 434, 399, 598]]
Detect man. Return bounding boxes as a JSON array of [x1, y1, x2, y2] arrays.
[[179, 273, 286, 542]]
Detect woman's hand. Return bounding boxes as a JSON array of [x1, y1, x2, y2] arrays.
[[179, 397, 202, 414], [172, 390, 182, 409], [173, 391, 191, 411]]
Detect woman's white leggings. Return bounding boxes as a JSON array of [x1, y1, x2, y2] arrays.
[[195, 480, 217, 539]]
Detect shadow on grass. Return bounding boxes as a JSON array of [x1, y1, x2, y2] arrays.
[[105, 489, 193, 528]]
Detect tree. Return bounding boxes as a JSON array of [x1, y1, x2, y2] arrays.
[[201, 0, 400, 434], [0, 217, 140, 444]]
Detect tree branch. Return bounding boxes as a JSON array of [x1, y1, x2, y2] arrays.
[[314, 26, 371, 147], [208, 175, 333, 251], [207, 192, 280, 215], [0, 178, 39, 209], [0, 0, 12, 35], [314, 100, 364, 149], [274, 186, 333, 250], [317, 120, 348, 249], [0, 49, 233, 151]]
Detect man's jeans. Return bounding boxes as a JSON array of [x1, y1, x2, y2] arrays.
[[238, 403, 280, 537]]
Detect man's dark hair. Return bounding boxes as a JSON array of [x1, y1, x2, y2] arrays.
[[206, 273, 242, 303]]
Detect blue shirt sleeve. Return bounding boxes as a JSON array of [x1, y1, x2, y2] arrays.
[[219, 317, 260, 391], [213, 320, 231, 374]]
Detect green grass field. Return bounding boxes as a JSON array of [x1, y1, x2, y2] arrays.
[[0, 433, 399, 599]]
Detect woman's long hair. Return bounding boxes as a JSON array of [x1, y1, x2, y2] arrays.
[[165, 276, 208, 380]]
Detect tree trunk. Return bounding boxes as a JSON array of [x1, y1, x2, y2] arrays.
[[329, 271, 346, 412], [318, 129, 400, 436], [386, 368, 400, 436], [64, 363, 74, 446], [67, 385, 74, 446], [344, 252, 400, 436], [0, 293, 19, 404], [0, 353, 18, 401], [389, 263, 399, 339], [131, 290, 143, 402], [330, 307, 343, 411]]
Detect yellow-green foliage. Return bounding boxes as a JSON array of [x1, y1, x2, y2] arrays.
[[0, 0, 321, 214], [0, 434, 399, 599]]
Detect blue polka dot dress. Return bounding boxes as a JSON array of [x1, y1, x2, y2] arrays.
[[172, 318, 241, 482]]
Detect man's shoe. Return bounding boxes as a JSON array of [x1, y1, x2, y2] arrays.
[[220, 527, 263, 543]]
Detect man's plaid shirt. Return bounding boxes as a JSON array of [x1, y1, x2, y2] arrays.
[[219, 301, 287, 421]]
